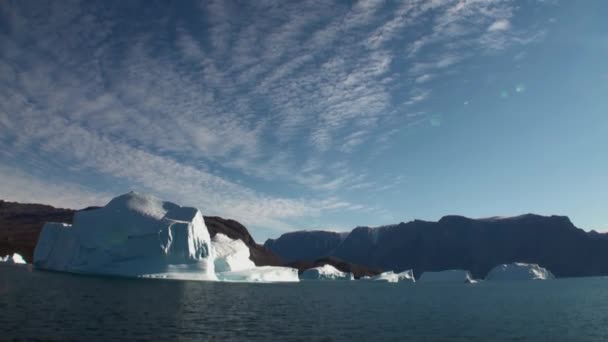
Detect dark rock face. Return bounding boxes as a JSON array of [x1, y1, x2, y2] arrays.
[[287, 256, 383, 279], [266, 214, 608, 279], [264, 230, 347, 263], [0, 200, 76, 262], [0, 200, 281, 266]]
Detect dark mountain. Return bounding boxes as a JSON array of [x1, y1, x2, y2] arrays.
[[287, 256, 383, 279], [264, 230, 347, 263], [0, 200, 281, 266], [0, 200, 76, 261], [265, 214, 608, 279]]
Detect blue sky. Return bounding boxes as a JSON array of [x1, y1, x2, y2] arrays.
[[0, 0, 607, 241]]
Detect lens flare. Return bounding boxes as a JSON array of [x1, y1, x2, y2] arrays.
[[430, 114, 442, 127]]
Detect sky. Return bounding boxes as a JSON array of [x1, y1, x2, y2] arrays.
[[0, 0, 607, 241]]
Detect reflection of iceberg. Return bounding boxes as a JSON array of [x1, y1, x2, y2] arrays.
[[1, 253, 27, 264], [362, 270, 415, 283], [418, 270, 477, 283], [301, 264, 354, 280], [33, 192, 298, 282], [486, 263, 554, 281]]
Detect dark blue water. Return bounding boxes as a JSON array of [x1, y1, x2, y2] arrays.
[[2, 264, 608, 341]]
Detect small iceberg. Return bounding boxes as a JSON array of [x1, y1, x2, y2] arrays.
[[218, 266, 299, 282], [485, 262, 554, 281], [300, 264, 354, 281], [213, 233, 256, 273], [1, 253, 27, 264], [213, 233, 298, 282], [362, 270, 415, 283], [418, 270, 477, 283]]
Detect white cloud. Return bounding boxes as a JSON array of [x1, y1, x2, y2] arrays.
[[488, 19, 511, 32], [404, 89, 431, 105], [415, 74, 433, 83], [0, 165, 112, 209], [0, 0, 554, 234]]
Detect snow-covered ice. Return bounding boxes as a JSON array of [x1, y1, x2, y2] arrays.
[[212, 233, 298, 282], [418, 270, 477, 283], [485, 262, 555, 281], [212, 233, 256, 273], [300, 264, 354, 280], [33, 192, 299, 283], [363, 270, 415, 283], [34, 192, 217, 280], [0, 253, 27, 264]]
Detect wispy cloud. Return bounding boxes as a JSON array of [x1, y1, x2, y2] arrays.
[[0, 165, 112, 209], [488, 19, 511, 32], [0, 0, 554, 234]]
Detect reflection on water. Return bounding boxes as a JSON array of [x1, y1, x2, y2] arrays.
[[2, 264, 608, 341]]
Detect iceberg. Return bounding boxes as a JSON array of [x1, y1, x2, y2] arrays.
[[212, 233, 256, 272], [213, 233, 298, 282], [0, 253, 27, 264], [485, 262, 555, 281], [217, 266, 299, 282], [363, 270, 415, 283], [33, 192, 217, 281], [418, 270, 477, 283], [300, 264, 354, 281]]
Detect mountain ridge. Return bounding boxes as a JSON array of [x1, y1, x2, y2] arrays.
[[265, 213, 608, 279]]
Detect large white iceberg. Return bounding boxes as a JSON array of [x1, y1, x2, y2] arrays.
[[418, 270, 477, 283], [0, 253, 27, 264], [300, 264, 354, 281], [363, 270, 415, 283], [34, 192, 217, 280], [485, 262, 555, 281], [33, 192, 299, 283]]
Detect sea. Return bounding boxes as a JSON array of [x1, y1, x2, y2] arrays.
[[2, 264, 608, 341]]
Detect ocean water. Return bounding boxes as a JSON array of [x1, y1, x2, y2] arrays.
[[2, 265, 608, 341]]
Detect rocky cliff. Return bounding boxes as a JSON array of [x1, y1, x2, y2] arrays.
[[266, 214, 608, 279]]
